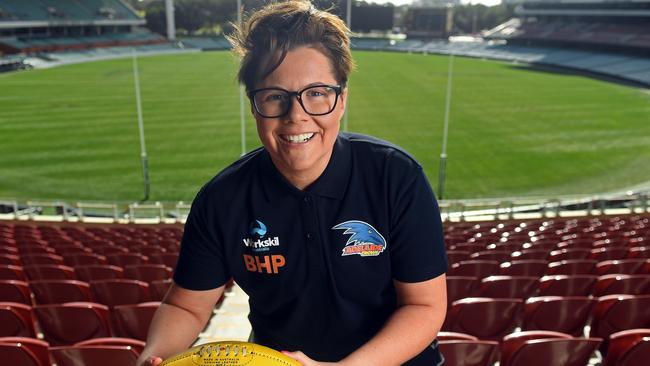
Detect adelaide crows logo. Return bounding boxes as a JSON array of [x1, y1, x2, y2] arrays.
[[332, 220, 387, 257]]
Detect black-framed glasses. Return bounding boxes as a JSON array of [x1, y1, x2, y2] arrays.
[[248, 84, 342, 118]]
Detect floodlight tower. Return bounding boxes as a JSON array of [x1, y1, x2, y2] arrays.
[[165, 0, 176, 40]]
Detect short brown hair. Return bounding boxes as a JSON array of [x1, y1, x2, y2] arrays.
[[228, 0, 354, 92]]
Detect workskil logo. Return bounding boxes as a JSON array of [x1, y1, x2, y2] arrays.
[[250, 220, 267, 237], [244, 220, 280, 252], [332, 220, 386, 257]]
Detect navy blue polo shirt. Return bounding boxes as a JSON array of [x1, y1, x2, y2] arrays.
[[175, 132, 448, 364]]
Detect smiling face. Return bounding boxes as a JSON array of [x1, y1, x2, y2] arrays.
[[253, 46, 347, 189]]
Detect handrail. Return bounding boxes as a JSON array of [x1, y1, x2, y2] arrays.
[[1, 191, 647, 224]]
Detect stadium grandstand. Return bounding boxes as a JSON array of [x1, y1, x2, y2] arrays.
[[1, 0, 650, 365], [485, 0, 650, 54], [0, 0, 181, 64]]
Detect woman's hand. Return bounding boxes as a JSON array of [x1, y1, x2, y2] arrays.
[[282, 351, 343, 366], [136, 355, 163, 366]]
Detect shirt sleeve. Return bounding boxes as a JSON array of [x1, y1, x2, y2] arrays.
[[389, 165, 448, 283], [173, 187, 231, 290]]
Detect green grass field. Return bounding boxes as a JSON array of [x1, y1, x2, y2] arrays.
[[1, 50, 649, 202]]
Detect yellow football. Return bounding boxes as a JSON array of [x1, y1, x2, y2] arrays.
[[159, 341, 302, 366]]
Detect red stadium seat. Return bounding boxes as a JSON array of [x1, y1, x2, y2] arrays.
[[105, 253, 148, 267], [537, 274, 597, 296], [437, 332, 478, 341], [147, 253, 179, 269], [448, 260, 500, 278], [592, 274, 650, 296], [589, 247, 630, 262], [488, 242, 524, 253], [469, 250, 512, 263], [603, 328, 650, 366], [438, 340, 499, 366], [628, 246, 650, 259], [548, 248, 591, 262], [74, 264, 124, 282], [590, 294, 650, 340], [0, 280, 33, 305], [499, 260, 548, 277], [29, 280, 92, 304], [53, 245, 92, 256], [64, 253, 108, 267], [90, 279, 152, 307], [546, 259, 597, 275], [112, 302, 160, 341], [477, 276, 538, 299], [149, 279, 172, 301], [501, 337, 602, 366], [24, 264, 76, 281], [16, 245, 56, 255], [522, 296, 595, 336], [500, 330, 573, 366], [446, 276, 478, 306], [75, 337, 145, 354], [135, 246, 166, 257], [521, 241, 557, 252], [34, 302, 111, 346], [50, 345, 139, 366], [0, 337, 51, 366], [0, 246, 18, 255], [446, 298, 523, 340], [0, 254, 21, 266], [123, 264, 172, 283], [446, 250, 470, 265], [0, 265, 26, 281], [596, 259, 647, 275], [20, 253, 65, 266], [510, 249, 549, 261], [0, 302, 36, 337]]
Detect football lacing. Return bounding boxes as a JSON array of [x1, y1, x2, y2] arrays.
[[198, 344, 248, 357]]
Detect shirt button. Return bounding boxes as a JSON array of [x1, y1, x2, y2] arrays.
[[306, 233, 313, 240], [303, 196, 311, 203]]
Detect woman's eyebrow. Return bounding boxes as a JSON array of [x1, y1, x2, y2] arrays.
[[264, 82, 336, 90]]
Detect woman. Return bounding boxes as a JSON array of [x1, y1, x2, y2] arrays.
[[137, 1, 447, 365]]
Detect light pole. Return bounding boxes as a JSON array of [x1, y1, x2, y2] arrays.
[[438, 52, 454, 200]]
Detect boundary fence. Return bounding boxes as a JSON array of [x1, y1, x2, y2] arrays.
[[1, 192, 647, 224]]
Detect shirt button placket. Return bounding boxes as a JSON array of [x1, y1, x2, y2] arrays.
[[302, 195, 315, 242]]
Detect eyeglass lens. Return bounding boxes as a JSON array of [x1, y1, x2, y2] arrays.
[[253, 86, 338, 117]]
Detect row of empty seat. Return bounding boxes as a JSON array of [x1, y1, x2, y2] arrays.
[[487, 20, 650, 50], [1, 300, 158, 344], [443, 294, 650, 341], [3, 328, 648, 366], [437, 328, 650, 366], [1, 216, 648, 365]]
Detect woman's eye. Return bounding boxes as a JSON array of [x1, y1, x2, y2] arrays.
[[306, 89, 327, 97], [265, 94, 286, 102]]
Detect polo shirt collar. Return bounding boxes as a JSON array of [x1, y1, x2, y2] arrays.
[[260, 134, 351, 202]]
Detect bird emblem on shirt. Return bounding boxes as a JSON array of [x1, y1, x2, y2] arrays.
[[332, 220, 387, 257]]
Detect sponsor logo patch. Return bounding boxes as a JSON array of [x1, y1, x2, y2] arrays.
[[332, 220, 387, 257], [242, 220, 285, 274]]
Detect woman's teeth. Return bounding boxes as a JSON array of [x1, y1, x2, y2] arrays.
[[283, 133, 315, 143]]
